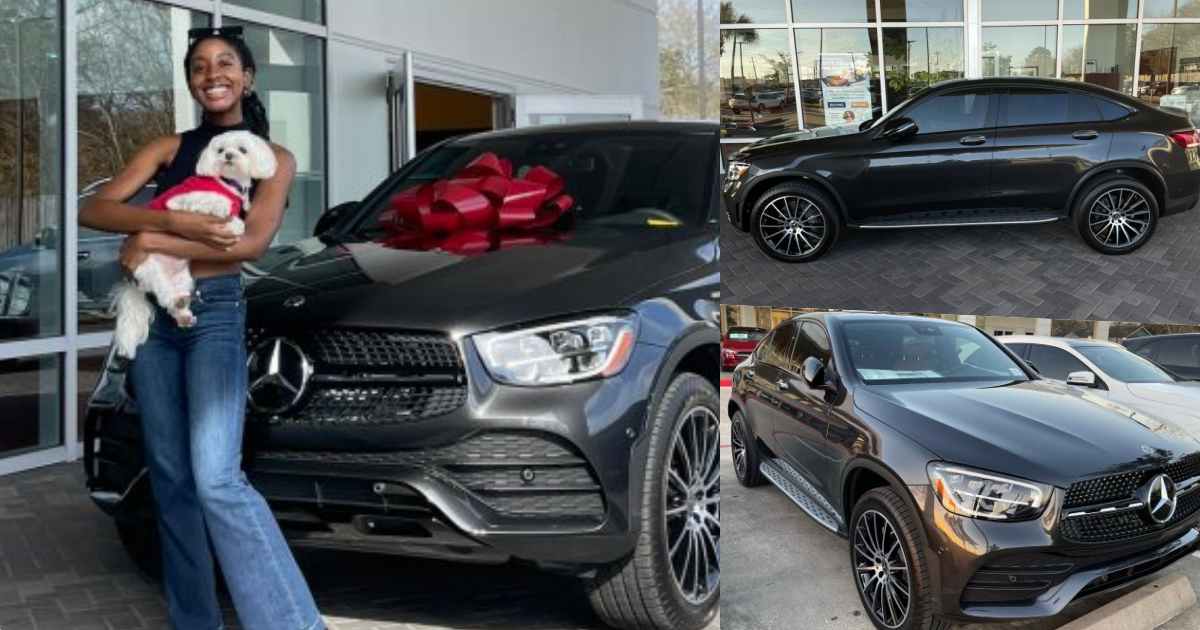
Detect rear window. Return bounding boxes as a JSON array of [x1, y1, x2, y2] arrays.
[[1096, 97, 1133, 121], [1002, 89, 1104, 126]]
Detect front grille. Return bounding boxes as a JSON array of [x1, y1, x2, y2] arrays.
[[255, 431, 606, 521], [246, 327, 466, 425], [1061, 488, 1200, 544], [963, 557, 1075, 605], [1063, 453, 1200, 509]]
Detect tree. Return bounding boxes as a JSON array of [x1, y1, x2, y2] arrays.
[[1024, 46, 1055, 77], [659, 0, 720, 120]]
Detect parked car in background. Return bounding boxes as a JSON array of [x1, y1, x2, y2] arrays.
[[724, 77, 1200, 262], [84, 122, 722, 630], [1125, 333, 1200, 381], [752, 91, 786, 111], [727, 92, 751, 113], [1001, 335, 1200, 434], [721, 325, 767, 370], [1160, 85, 1200, 123], [729, 312, 1200, 630]]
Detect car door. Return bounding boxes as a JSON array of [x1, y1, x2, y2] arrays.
[[991, 88, 1113, 211], [769, 320, 841, 493], [848, 88, 997, 220], [1027, 344, 1107, 392], [743, 324, 798, 457]]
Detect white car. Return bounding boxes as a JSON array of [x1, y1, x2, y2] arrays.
[[1001, 335, 1200, 437], [1160, 85, 1200, 123]]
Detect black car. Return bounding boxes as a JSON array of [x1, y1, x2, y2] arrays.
[[1124, 333, 1200, 381], [729, 312, 1200, 630], [723, 77, 1200, 262], [83, 122, 722, 630]]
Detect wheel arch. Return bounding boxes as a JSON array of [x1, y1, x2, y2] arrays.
[[1066, 161, 1167, 218], [739, 171, 849, 228], [840, 457, 919, 526]]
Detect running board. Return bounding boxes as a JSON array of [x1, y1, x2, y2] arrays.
[[852, 209, 1062, 230], [760, 458, 843, 533]]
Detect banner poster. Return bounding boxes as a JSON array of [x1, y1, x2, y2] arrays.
[[819, 52, 873, 127]]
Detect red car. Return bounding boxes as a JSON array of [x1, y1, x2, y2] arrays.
[[721, 326, 767, 370]]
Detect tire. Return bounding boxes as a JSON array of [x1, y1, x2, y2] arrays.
[[589, 372, 720, 630], [849, 488, 949, 630], [730, 409, 764, 487], [117, 517, 162, 580], [1073, 176, 1159, 255], [751, 182, 840, 262]]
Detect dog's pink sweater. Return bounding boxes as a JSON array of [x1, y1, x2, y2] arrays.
[[147, 176, 244, 217]]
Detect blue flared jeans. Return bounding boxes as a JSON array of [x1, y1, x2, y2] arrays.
[[128, 273, 323, 630]]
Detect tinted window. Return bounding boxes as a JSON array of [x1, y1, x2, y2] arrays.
[[841, 320, 1029, 384], [755, 330, 775, 361], [1095, 97, 1132, 121], [1005, 343, 1031, 358], [1026, 345, 1091, 381], [1002, 89, 1102, 126], [906, 91, 992, 134], [804, 322, 831, 358], [1157, 339, 1200, 369], [1076, 346, 1174, 383], [767, 323, 799, 369], [792, 325, 819, 372]]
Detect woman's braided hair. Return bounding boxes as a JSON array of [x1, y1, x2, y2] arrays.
[[183, 31, 270, 141]]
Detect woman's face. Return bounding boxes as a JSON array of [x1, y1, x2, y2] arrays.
[[187, 38, 251, 115]]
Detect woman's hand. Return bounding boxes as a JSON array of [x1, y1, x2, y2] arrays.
[[119, 233, 154, 274], [166, 213, 240, 250]]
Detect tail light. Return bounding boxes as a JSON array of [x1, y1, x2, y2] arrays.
[[1170, 129, 1200, 148]]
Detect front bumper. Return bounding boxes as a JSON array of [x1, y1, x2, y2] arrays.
[[917, 487, 1200, 621], [85, 339, 670, 571]]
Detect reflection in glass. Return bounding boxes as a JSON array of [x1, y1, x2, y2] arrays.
[[720, 29, 799, 138], [1062, 0, 1138, 19], [1138, 24, 1200, 118], [225, 0, 323, 24], [1061, 24, 1137, 95], [0, 354, 60, 457], [0, 2, 61, 341], [794, 29, 881, 128], [880, 0, 964, 21], [76, 1, 207, 333], [227, 20, 327, 246], [77, 347, 108, 437], [791, 0, 875, 22], [1144, 0, 1200, 16], [982, 26, 1057, 78], [722, 0, 787, 23], [881, 27, 965, 109], [982, 0, 1058, 21]]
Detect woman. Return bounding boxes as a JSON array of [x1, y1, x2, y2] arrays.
[[80, 27, 323, 630]]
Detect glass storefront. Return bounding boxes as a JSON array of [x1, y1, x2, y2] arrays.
[[723, 0, 1200, 151]]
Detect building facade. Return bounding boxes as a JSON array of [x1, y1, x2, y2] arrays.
[[0, 0, 675, 474]]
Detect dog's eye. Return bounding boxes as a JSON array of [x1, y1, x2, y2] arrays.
[[238, 146, 247, 154]]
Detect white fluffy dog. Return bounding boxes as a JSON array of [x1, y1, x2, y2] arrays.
[[113, 130, 276, 359]]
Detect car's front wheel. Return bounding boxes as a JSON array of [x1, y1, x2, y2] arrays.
[[849, 488, 949, 630], [1073, 176, 1159, 254], [589, 372, 720, 630], [751, 182, 840, 262]]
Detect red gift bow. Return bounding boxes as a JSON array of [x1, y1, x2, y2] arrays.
[[377, 152, 574, 255]]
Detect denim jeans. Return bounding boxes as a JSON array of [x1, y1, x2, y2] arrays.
[[129, 273, 323, 630]]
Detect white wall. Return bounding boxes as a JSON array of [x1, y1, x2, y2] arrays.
[[324, 0, 660, 206]]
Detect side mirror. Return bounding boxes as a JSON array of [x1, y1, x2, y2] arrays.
[[1066, 371, 1098, 387], [880, 117, 918, 140], [313, 201, 359, 236], [801, 356, 827, 389], [858, 119, 874, 132]]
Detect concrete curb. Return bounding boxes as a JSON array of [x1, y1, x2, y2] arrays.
[[1057, 574, 1196, 630]]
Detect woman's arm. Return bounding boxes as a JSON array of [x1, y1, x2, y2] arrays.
[[132, 145, 297, 264], [81, 135, 239, 249]]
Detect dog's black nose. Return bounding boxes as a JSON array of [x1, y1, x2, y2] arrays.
[[224, 151, 235, 161]]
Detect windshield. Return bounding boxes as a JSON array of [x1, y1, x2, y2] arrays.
[[841, 320, 1029, 384], [727, 327, 766, 342], [1076, 345, 1175, 383], [355, 130, 715, 238]]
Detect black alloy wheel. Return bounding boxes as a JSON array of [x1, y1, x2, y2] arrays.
[[751, 182, 839, 262], [1074, 176, 1159, 255]]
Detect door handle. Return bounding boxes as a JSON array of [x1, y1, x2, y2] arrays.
[[776, 379, 790, 390], [1072, 129, 1099, 140], [959, 135, 987, 146], [77, 250, 91, 261]]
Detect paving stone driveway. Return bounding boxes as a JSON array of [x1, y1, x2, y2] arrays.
[[0, 464, 719, 630], [720, 204, 1200, 322]]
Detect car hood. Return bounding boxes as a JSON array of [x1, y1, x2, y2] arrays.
[[242, 225, 715, 335], [1125, 382, 1200, 417], [855, 379, 1200, 488], [734, 125, 862, 161]]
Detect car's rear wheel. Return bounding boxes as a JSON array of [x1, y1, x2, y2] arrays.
[[849, 488, 948, 630], [1073, 176, 1158, 254], [731, 409, 764, 487], [751, 182, 840, 262], [589, 372, 720, 630]]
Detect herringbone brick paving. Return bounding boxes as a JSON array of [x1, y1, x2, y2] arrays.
[[0, 464, 720, 630], [721, 204, 1200, 322]]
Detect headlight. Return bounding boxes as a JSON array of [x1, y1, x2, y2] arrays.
[[473, 314, 637, 386], [927, 462, 1051, 521], [726, 161, 751, 182]]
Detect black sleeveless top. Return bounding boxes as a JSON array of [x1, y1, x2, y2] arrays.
[[154, 119, 259, 214]]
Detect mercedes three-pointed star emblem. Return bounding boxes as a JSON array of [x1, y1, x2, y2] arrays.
[[1142, 474, 1178, 525], [246, 337, 312, 414]]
